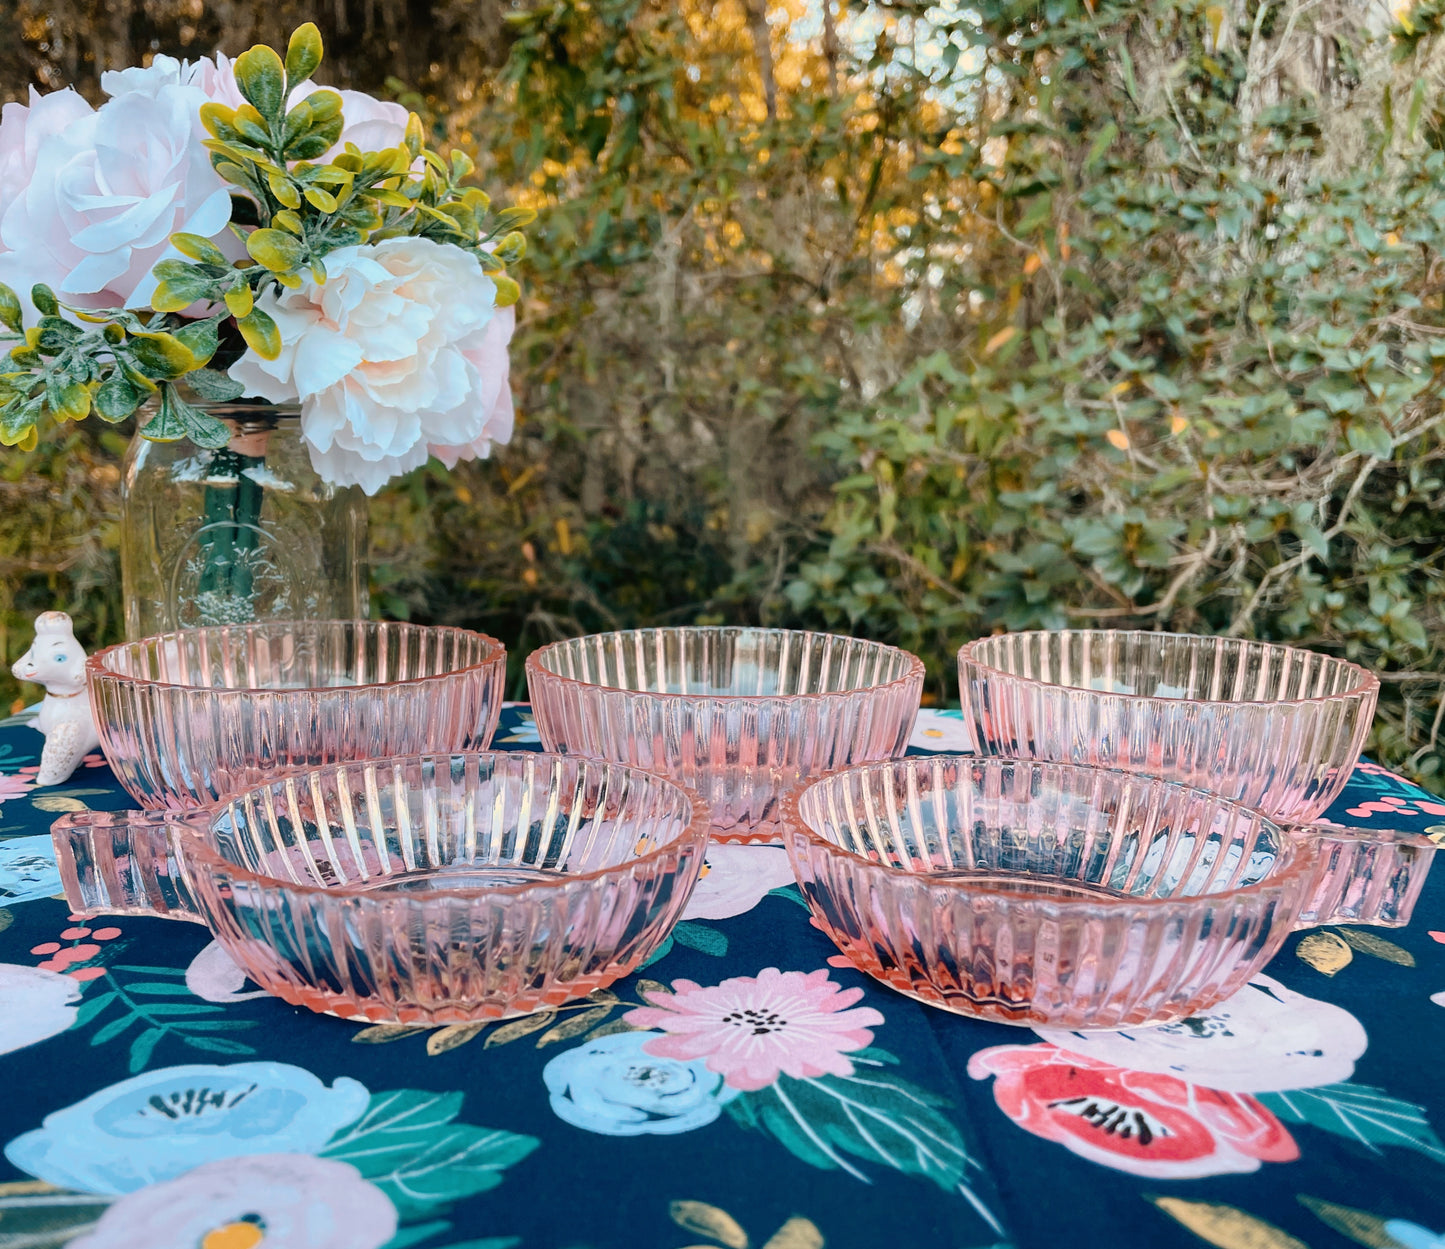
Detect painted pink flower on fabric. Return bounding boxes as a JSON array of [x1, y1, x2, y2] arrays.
[[623, 967, 885, 1091], [0, 773, 34, 802], [968, 1043, 1298, 1180]]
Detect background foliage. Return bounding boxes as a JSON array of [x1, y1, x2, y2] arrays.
[[5, 0, 1445, 789]]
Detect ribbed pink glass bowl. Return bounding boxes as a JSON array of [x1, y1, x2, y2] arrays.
[[90, 621, 506, 810], [526, 627, 924, 842], [957, 630, 1379, 823], [55, 752, 709, 1024], [784, 756, 1319, 1030]]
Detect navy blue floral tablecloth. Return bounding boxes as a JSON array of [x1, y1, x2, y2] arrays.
[[1, 704, 1444, 1249]]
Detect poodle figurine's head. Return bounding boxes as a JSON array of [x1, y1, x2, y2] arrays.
[[12, 612, 87, 694]]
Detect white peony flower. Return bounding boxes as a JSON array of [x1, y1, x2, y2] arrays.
[[0, 73, 231, 314], [228, 236, 515, 493]]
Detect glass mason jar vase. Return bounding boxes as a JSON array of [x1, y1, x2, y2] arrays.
[[120, 402, 369, 639]]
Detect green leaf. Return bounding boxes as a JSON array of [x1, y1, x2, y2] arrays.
[[128, 1026, 165, 1073], [173, 318, 221, 364], [492, 274, 521, 307], [30, 284, 57, 316], [671, 921, 728, 956], [1086, 120, 1119, 170], [247, 228, 305, 273], [225, 284, 255, 318], [171, 232, 230, 266], [234, 44, 286, 121], [0, 282, 22, 332], [726, 1069, 973, 1191], [127, 333, 200, 380], [161, 385, 231, 449], [183, 1035, 256, 1055], [91, 1013, 140, 1045], [1346, 420, 1394, 460], [285, 22, 324, 87], [186, 368, 246, 402], [1259, 1083, 1445, 1165], [492, 206, 537, 231], [238, 307, 282, 359], [493, 231, 527, 264], [321, 1089, 539, 1220], [72, 989, 117, 1027]]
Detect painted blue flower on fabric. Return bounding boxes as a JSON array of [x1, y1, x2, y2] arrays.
[[4, 1062, 370, 1194], [1387, 1221, 1445, 1249], [0, 834, 62, 905], [544, 1031, 737, 1136]]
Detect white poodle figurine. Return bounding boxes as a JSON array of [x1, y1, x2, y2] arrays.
[[11, 612, 102, 787]]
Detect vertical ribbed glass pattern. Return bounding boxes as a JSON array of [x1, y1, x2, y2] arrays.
[[784, 756, 1315, 1030], [527, 627, 924, 842], [55, 752, 708, 1024], [958, 631, 1378, 822], [89, 621, 506, 809]]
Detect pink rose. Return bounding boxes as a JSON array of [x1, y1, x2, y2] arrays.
[[0, 73, 230, 314], [0, 87, 93, 228], [968, 1042, 1298, 1179]]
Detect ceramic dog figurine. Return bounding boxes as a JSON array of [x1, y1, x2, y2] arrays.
[[10, 612, 101, 786]]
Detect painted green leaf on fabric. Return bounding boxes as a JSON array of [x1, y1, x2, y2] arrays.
[[321, 1090, 539, 1219], [725, 1066, 973, 1191], [672, 921, 728, 956], [1259, 1083, 1445, 1165]]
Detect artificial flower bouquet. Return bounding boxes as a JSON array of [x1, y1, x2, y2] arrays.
[[0, 24, 528, 494]]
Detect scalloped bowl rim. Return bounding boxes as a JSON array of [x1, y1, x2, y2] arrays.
[[174, 750, 713, 904]]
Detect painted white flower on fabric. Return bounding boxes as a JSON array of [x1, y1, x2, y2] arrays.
[[0, 72, 230, 314], [907, 709, 975, 753], [0, 963, 80, 1054], [544, 1030, 738, 1136], [1386, 1221, 1445, 1249], [185, 940, 268, 1004], [4, 1062, 369, 1194], [68, 1153, 397, 1249], [229, 237, 514, 494], [1035, 974, 1367, 1093], [0, 833, 63, 905], [681, 843, 795, 921]]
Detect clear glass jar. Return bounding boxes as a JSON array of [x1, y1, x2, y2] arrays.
[[120, 403, 369, 639]]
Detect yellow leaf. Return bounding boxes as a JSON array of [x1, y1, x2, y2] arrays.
[[426, 1022, 488, 1055], [1385, 231, 1401, 247], [32, 795, 88, 812], [350, 1024, 426, 1044], [634, 978, 671, 999], [482, 1009, 558, 1048], [536, 1007, 615, 1047], [284, 22, 324, 87], [1335, 927, 1416, 967], [268, 173, 302, 210], [225, 285, 254, 318], [983, 325, 1016, 355], [1153, 1198, 1310, 1249], [1171, 414, 1189, 435], [304, 187, 339, 213], [1205, 4, 1227, 46], [238, 308, 282, 359], [0, 1179, 61, 1196], [669, 1201, 749, 1249], [0, 907, 12, 934], [1106, 429, 1131, 451], [1296, 930, 1353, 976], [1297, 1196, 1404, 1249], [1023, 252, 1042, 275], [764, 1218, 825, 1249], [493, 274, 521, 307]]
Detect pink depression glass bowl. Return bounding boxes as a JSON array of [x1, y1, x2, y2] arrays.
[[957, 630, 1379, 823], [526, 627, 924, 842], [782, 756, 1431, 1031], [55, 752, 709, 1024], [90, 620, 506, 809]]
